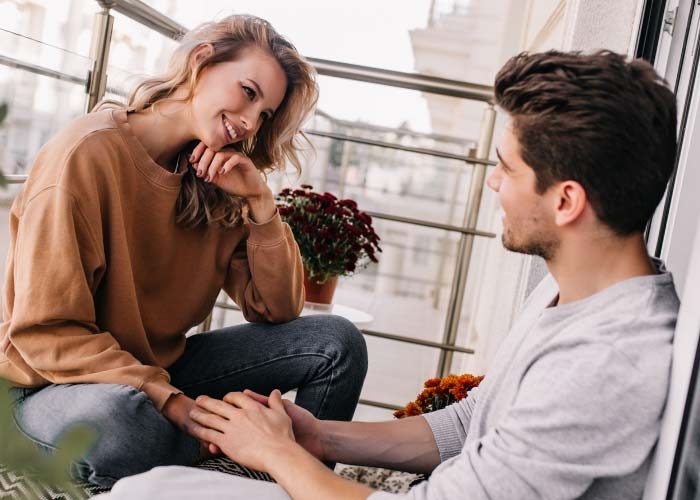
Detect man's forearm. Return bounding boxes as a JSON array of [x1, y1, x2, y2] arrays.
[[321, 415, 441, 474]]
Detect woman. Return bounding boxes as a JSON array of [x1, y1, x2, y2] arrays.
[[0, 15, 367, 487]]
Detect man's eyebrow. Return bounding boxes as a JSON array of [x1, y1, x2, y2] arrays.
[[496, 148, 513, 171], [250, 79, 275, 116]]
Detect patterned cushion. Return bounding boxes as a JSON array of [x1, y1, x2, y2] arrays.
[[0, 458, 268, 500]]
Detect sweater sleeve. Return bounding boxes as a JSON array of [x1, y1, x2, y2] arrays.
[[422, 384, 481, 462], [223, 211, 305, 323], [370, 343, 664, 500], [5, 187, 180, 410]]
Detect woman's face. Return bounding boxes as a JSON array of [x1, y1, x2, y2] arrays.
[[190, 47, 287, 152]]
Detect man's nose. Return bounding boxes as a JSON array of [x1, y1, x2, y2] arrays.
[[486, 169, 501, 192]]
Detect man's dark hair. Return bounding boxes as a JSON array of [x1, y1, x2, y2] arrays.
[[494, 50, 677, 235]]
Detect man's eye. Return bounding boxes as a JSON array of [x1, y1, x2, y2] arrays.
[[243, 86, 256, 100]]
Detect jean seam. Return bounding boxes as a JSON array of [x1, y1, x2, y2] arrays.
[[12, 411, 60, 452], [177, 351, 334, 390]]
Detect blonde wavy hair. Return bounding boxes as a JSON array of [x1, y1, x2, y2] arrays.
[[108, 15, 318, 228]]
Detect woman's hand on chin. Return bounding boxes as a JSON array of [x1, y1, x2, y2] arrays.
[[188, 142, 265, 198], [189, 142, 277, 222]]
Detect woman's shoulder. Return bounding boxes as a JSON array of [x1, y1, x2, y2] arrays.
[[49, 108, 124, 157], [20, 109, 131, 206]]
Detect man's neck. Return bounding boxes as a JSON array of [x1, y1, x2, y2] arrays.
[[547, 231, 655, 305]]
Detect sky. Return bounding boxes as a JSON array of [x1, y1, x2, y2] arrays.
[[154, 0, 435, 131]]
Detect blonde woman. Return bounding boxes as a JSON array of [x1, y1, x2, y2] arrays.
[[0, 15, 367, 487]]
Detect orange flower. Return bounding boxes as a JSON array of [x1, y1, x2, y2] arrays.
[[394, 374, 484, 419]]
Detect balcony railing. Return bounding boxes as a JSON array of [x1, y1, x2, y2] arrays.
[[0, 0, 498, 412]]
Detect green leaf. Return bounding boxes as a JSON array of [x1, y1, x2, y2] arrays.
[[0, 102, 7, 126]]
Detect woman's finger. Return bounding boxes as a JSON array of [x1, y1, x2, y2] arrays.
[[220, 154, 244, 176], [190, 142, 207, 164], [197, 148, 215, 178], [206, 154, 226, 182], [190, 407, 230, 432]]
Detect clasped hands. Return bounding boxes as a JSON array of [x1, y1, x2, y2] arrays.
[[187, 389, 324, 472]]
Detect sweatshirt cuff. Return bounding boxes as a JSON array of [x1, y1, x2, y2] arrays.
[[423, 410, 465, 462], [141, 378, 183, 411], [247, 210, 286, 245]]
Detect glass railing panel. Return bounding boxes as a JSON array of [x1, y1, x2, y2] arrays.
[[208, 217, 471, 347], [0, 0, 97, 60], [362, 336, 441, 408], [109, 11, 180, 77], [267, 132, 476, 229], [0, 30, 94, 177], [145, 0, 432, 75]]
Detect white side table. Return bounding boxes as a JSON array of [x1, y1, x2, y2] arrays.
[[301, 301, 373, 325]]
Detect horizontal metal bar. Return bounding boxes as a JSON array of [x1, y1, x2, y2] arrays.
[[0, 55, 87, 87], [366, 211, 496, 238], [306, 129, 497, 165], [358, 398, 402, 411], [93, 1, 494, 102], [4, 176, 494, 237], [213, 301, 475, 354], [361, 329, 475, 354], [309, 57, 494, 102], [315, 109, 474, 146], [5, 175, 28, 184], [97, 0, 187, 39]]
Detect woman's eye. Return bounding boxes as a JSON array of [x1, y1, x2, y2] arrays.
[[243, 86, 256, 100]]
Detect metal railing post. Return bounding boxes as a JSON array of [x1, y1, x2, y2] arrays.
[[437, 104, 496, 377], [86, 5, 114, 112]]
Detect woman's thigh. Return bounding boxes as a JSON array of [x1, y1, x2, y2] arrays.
[[13, 383, 200, 487], [169, 315, 368, 409]]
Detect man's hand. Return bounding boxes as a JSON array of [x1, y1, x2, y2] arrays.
[[189, 390, 298, 472], [241, 389, 325, 461]]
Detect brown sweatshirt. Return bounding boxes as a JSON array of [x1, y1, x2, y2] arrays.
[[0, 108, 305, 410]]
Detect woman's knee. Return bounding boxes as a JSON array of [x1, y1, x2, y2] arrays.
[[303, 315, 368, 374]]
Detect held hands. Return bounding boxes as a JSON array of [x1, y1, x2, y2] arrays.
[[189, 143, 276, 222], [189, 390, 325, 471]]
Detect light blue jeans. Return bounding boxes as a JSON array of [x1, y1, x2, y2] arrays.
[[10, 315, 368, 487]]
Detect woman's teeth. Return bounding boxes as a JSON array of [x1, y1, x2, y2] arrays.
[[223, 116, 237, 141]]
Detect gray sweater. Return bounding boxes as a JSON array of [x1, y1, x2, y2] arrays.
[[370, 261, 679, 500]]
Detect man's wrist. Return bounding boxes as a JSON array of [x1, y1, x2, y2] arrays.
[[264, 440, 308, 476]]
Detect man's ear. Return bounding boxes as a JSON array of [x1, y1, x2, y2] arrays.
[[190, 43, 215, 70], [553, 180, 587, 227]]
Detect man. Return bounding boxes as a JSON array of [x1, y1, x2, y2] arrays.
[[101, 50, 679, 500]]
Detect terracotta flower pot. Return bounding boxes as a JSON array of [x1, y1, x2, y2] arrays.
[[303, 273, 339, 304]]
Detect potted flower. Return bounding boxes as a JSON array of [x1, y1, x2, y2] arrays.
[[276, 184, 382, 304], [393, 373, 484, 418]]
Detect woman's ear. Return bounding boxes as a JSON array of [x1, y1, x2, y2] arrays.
[[190, 43, 215, 71]]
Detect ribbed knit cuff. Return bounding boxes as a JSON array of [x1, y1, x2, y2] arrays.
[[423, 410, 465, 462], [247, 210, 286, 245]]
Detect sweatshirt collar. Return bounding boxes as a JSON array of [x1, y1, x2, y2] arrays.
[[111, 107, 185, 189]]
